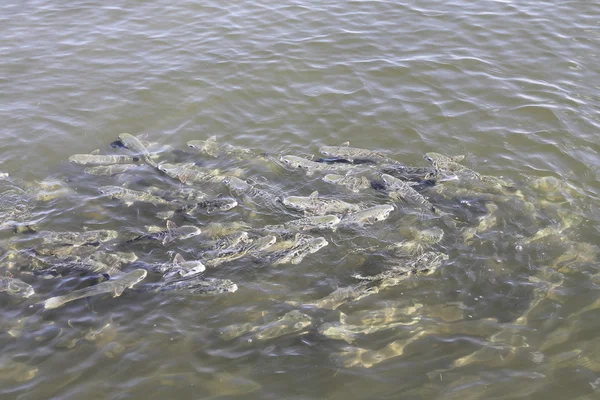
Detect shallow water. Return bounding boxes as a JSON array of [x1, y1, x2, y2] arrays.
[[1, 1, 600, 399]]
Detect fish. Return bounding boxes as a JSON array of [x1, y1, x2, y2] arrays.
[[150, 276, 238, 294], [340, 204, 395, 227], [84, 164, 138, 176], [40, 229, 118, 246], [188, 136, 263, 161], [280, 155, 359, 175], [128, 220, 201, 245], [43, 269, 147, 309], [156, 197, 238, 219], [147, 253, 206, 280], [157, 162, 223, 184], [255, 310, 312, 340], [380, 174, 437, 213], [262, 215, 341, 233], [117, 133, 158, 168], [186, 136, 221, 157], [281, 191, 361, 215], [379, 164, 436, 183], [0, 274, 34, 298], [267, 235, 328, 265], [98, 185, 172, 207], [202, 235, 277, 267], [302, 282, 380, 310], [322, 173, 372, 192], [319, 142, 395, 163], [69, 150, 140, 165]]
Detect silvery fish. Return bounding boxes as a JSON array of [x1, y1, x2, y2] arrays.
[[280, 155, 358, 176], [322, 173, 372, 192], [188, 136, 263, 161], [255, 310, 312, 340], [128, 220, 201, 245], [84, 164, 138, 176], [281, 191, 361, 216], [380, 174, 436, 213], [41, 229, 118, 246], [202, 235, 276, 268], [262, 215, 341, 233], [98, 185, 172, 207], [150, 276, 238, 294], [298, 282, 379, 310], [118, 133, 158, 168], [268, 236, 328, 266], [157, 162, 223, 184], [69, 150, 140, 165], [319, 141, 395, 163], [0, 275, 34, 298], [156, 197, 238, 219], [148, 253, 206, 280], [340, 204, 395, 227], [43, 269, 147, 309]]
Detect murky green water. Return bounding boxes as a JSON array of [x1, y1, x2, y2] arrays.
[[2, 1, 600, 399]]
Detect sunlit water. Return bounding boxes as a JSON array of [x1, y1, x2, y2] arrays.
[[1, 1, 600, 399]]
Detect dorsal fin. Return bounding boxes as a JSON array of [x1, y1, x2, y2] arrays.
[[121, 181, 130, 188], [166, 220, 177, 231], [206, 135, 217, 142], [309, 191, 319, 199], [90, 149, 100, 155], [339, 311, 348, 324], [341, 141, 350, 147], [173, 253, 185, 264]]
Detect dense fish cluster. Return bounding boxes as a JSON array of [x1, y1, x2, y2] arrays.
[[1, 134, 597, 375]]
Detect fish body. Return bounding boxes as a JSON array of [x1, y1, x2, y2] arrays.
[[84, 164, 137, 176], [280, 155, 357, 175], [281, 191, 361, 216], [98, 185, 171, 207], [381, 174, 436, 213], [341, 205, 394, 227], [158, 162, 222, 184], [305, 282, 379, 310], [43, 269, 147, 309], [69, 153, 140, 165], [379, 164, 436, 182], [263, 215, 341, 233], [149, 254, 206, 280], [130, 221, 201, 245], [255, 310, 312, 340], [0, 275, 34, 298], [319, 142, 393, 163], [267, 235, 328, 265], [203, 235, 277, 267], [322, 174, 372, 192], [151, 276, 238, 294], [118, 133, 158, 168], [41, 230, 118, 246], [204, 231, 251, 252]]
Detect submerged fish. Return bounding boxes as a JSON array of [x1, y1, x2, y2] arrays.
[[322, 173, 372, 192], [43, 269, 147, 309], [280, 155, 358, 175], [319, 141, 394, 163], [150, 276, 238, 294], [262, 215, 341, 233], [281, 191, 361, 216], [340, 204, 395, 227], [98, 185, 172, 207], [118, 133, 158, 168], [128, 220, 201, 245], [188, 136, 263, 161], [255, 310, 312, 340], [202, 235, 277, 268], [380, 174, 436, 213], [0, 275, 34, 298], [157, 162, 223, 184], [84, 164, 138, 176], [147, 253, 206, 280], [265, 235, 328, 266], [69, 150, 140, 165], [41, 229, 118, 246]]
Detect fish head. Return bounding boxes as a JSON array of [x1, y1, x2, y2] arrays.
[[281, 196, 310, 210], [7, 279, 34, 298], [367, 205, 395, 223], [156, 162, 179, 177], [319, 146, 334, 156], [308, 237, 328, 252], [280, 155, 307, 169]]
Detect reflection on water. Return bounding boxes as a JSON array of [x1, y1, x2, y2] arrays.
[[1, 0, 600, 399]]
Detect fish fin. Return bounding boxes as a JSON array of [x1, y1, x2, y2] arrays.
[[339, 311, 348, 324], [166, 220, 177, 231], [173, 253, 185, 264], [341, 141, 350, 147], [451, 155, 465, 162], [207, 135, 217, 142], [43, 296, 65, 310], [121, 181, 131, 188], [125, 201, 133, 207], [90, 149, 100, 155], [112, 286, 125, 297], [309, 191, 319, 199]]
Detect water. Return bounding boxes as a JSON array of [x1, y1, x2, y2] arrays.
[[1, 0, 600, 398]]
